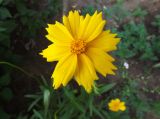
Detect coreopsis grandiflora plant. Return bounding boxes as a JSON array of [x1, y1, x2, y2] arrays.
[[40, 10, 120, 93]]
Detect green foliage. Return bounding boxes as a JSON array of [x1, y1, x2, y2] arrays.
[[103, 0, 131, 23], [0, 108, 10, 119], [21, 74, 160, 119], [152, 101, 160, 116], [82, 1, 160, 62], [0, 0, 61, 55], [81, 1, 160, 62], [121, 79, 150, 119], [116, 22, 158, 61], [81, 5, 95, 15], [152, 14, 160, 28], [23, 78, 116, 119], [153, 62, 160, 68], [0, 0, 61, 118], [79, 2, 160, 119], [13, 0, 61, 39], [132, 7, 148, 19], [104, 2, 159, 61], [0, 72, 13, 119]]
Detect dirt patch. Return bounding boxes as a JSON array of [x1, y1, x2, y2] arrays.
[[128, 59, 160, 100]]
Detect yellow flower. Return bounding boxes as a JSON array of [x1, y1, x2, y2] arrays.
[[40, 10, 120, 93], [108, 98, 126, 112]]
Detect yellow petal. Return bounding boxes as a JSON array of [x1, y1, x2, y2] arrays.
[[86, 20, 106, 42], [83, 12, 106, 42], [86, 48, 117, 77], [83, 11, 98, 37], [115, 98, 120, 103], [68, 11, 76, 36], [40, 44, 70, 62], [52, 54, 77, 89], [120, 105, 126, 111], [88, 30, 120, 52], [45, 35, 70, 46], [55, 21, 74, 40], [78, 14, 91, 39], [108, 102, 113, 107], [63, 15, 72, 34], [74, 11, 80, 38], [45, 22, 73, 43], [119, 102, 126, 111], [74, 54, 98, 93], [110, 107, 119, 112], [63, 11, 81, 39], [120, 102, 125, 106]]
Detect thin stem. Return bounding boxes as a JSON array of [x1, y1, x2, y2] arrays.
[[0, 61, 32, 76], [0, 61, 42, 85]]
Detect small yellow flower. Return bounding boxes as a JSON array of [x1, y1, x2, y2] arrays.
[[40, 10, 120, 93], [108, 98, 126, 112]]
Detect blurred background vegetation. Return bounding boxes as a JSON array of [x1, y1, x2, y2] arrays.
[[0, 0, 160, 119]]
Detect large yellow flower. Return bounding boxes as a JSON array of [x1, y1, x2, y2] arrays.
[[40, 10, 120, 93]]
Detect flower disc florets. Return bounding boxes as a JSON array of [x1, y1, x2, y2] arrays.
[[71, 40, 86, 54]]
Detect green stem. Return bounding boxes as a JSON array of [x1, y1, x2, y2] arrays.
[[0, 61, 41, 84], [0, 61, 42, 85], [0, 61, 32, 77]]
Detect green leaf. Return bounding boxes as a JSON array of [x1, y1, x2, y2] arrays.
[[81, 5, 95, 15], [88, 94, 93, 116], [64, 88, 85, 113], [0, 73, 11, 86], [0, 88, 13, 101], [0, 27, 6, 32], [101, 110, 111, 119], [0, 20, 17, 33], [15, 0, 28, 15], [28, 96, 42, 111], [0, 108, 10, 119], [93, 107, 105, 119], [153, 63, 160, 68], [25, 94, 40, 99], [43, 89, 50, 117], [152, 101, 160, 116], [0, 7, 12, 20], [0, 0, 3, 4], [17, 114, 28, 119], [132, 7, 147, 18], [98, 83, 116, 94], [33, 109, 43, 119]]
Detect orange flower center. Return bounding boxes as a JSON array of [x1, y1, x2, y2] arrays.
[[113, 102, 120, 110], [71, 40, 86, 54]]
